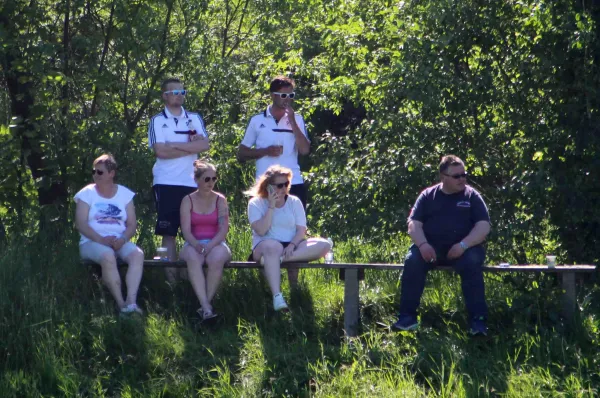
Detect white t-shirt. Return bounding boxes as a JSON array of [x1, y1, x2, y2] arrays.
[[241, 106, 309, 185], [148, 106, 208, 187], [247, 195, 307, 248], [74, 184, 135, 245]]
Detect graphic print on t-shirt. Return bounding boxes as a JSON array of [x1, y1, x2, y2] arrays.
[[94, 203, 124, 224]]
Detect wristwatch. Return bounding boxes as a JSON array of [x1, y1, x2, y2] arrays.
[[459, 241, 469, 250]]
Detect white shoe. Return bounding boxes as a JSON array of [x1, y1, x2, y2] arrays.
[[120, 303, 143, 315], [273, 293, 288, 311]]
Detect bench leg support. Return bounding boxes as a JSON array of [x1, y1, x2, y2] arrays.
[[344, 269, 360, 337], [561, 272, 577, 322]]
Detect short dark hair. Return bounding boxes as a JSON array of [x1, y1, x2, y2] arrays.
[[93, 153, 118, 172], [439, 155, 464, 174], [161, 77, 182, 92], [269, 75, 295, 92]]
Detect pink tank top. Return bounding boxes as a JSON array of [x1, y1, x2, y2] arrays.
[[190, 195, 219, 240]]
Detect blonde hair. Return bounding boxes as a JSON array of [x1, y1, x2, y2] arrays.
[[193, 160, 217, 179], [245, 165, 293, 198], [93, 154, 117, 172]]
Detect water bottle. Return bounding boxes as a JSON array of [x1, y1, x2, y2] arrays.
[[155, 247, 168, 261], [325, 238, 334, 264]]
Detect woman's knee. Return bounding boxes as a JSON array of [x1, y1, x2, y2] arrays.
[[100, 251, 118, 267], [126, 247, 144, 264], [258, 240, 284, 256], [207, 247, 230, 266]]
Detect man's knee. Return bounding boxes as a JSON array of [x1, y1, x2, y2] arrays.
[[404, 246, 427, 268], [461, 246, 485, 265], [402, 246, 429, 280], [454, 246, 485, 273]]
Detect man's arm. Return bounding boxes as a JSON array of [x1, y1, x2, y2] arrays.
[[408, 219, 437, 262], [407, 219, 427, 246], [446, 221, 491, 260], [289, 119, 310, 155], [461, 221, 491, 248], [285, 107, 310, 155], [153, 138, 209, 159], [237, 144, 268, 162]]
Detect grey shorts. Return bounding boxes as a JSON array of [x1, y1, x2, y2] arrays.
[[80, 241, 140, 264]]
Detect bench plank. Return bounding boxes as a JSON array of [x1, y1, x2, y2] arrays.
[[136, 260, 596, 273], [84, 259, 596, 334]]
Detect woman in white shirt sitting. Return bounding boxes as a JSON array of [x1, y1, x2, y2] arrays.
[[74, 154, 144, 315], [246, 165, 330, 311]]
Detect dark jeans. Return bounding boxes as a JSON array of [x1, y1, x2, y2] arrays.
[[398, 244, 488, 319]]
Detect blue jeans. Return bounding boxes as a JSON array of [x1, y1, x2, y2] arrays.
[[398, 244, 488, 319]]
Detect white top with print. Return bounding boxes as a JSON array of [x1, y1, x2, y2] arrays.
[[74, 184, 135, 245]]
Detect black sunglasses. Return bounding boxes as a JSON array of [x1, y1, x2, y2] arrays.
[[443, 172, 467, 180], [92, 169, 104, 176], [197, 176, 218, 183], [271, 181, 290, 189]]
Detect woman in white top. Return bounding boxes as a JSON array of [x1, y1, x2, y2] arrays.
[[74, 154, 144, 315], [246, 165, 330, 311]]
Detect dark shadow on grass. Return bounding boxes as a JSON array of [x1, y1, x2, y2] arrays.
[[253, 270, 346, 397], [61, 263, 153, 396], [401, 272, 599, 396]]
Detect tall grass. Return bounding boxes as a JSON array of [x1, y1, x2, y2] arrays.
[[0, 226, 599, 397]]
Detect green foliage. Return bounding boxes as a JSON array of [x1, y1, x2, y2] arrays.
[[2, 0, 600, 263]]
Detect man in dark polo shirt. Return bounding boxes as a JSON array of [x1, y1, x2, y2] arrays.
[[393, 155, 491, 336]]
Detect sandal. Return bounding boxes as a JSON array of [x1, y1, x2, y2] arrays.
[[197, 307, 219, 322]]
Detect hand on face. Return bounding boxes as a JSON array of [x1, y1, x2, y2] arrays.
[[284, 104, 295, 120], [267, 187, 279, 208]]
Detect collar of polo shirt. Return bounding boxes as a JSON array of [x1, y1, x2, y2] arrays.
[[163, 106, 187, 119]]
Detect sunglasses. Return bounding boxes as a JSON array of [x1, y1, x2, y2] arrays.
[[92, 169, 105, 176], [272, 92, 295, 99], [271, 181, 290, 189], [443, 172, 468, 180], [163, 90, 187, 96], [197, 176, 218, 183]]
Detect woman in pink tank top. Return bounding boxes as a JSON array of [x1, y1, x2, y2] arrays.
[[180, 160, 231, 321]]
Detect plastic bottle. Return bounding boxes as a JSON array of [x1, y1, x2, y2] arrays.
[[156, 247, 168, 261], [325, 238, 334, 264]]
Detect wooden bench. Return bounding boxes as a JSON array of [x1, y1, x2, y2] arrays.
[[91, 260, 596, 336]]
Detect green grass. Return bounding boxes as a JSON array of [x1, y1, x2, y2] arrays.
[[0, 229, 599, 397]]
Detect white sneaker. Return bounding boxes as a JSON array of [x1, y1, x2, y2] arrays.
[[120, 303, 143, 315], [273, 293, 288, 311]]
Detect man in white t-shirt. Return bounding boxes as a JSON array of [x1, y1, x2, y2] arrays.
[[237, 75, 311, 285], [237, 75, 311, 209], [148, 77, 210, 282]]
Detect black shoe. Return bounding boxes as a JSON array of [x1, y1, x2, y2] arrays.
[[468, 316, 488, 336]]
